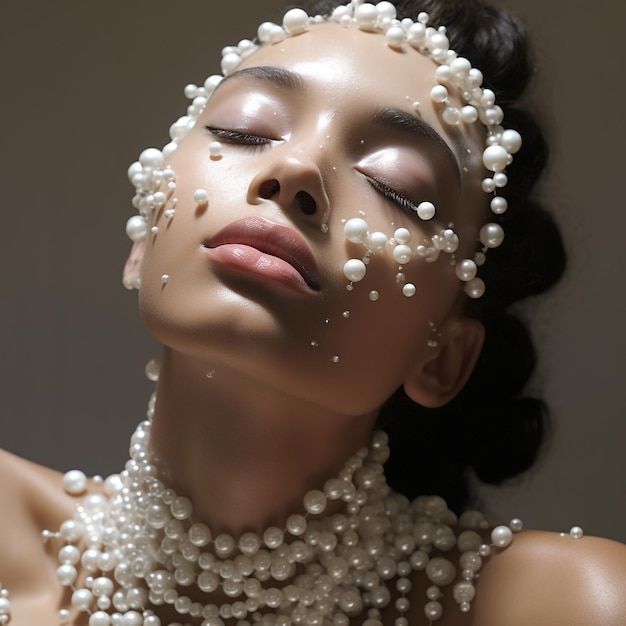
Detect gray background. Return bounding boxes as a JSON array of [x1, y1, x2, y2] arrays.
[[1, 1, 624, 542]]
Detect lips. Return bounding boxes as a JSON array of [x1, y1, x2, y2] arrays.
[[203, 217, 320, 293]]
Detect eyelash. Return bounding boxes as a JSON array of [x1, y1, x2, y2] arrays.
[[204, 128, 418, 214], [365, 176, 419, 214], [205, 126, 271, 146]]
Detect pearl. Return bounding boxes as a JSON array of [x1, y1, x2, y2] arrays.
[[393, 244, 412, 264], [365, 231, 388, 253], [479, 223, 505, 248], [209, 141, 222, 158], [193, 189, 208, 204], [569, 526, 584, 539], [145, 358, 160, 382], [442, 106, 461, 125], [425, 558, 456, 586], [283, 8, 309, 35], [424, 600, 443, 621], [369, 290, 380, 301], [402, 283, 416, 297], [343, 259, 367, 283], [63, 470, 88, 496], [344, 218, 369, 243], [430, 85, 448, 103], [386, 26, 405, 48], [304, 490, 328, 515], [464, 277, 485, 299], [461, 105, 478, 124], [509, 518, 524, 533], [138, 148, 164, 170], [500, 129, 522, 154], [490, 196, 508, 214], [89, 611, 112, 626], [416, 201, 436, 220], [160, 274, 169, 284], [355, 3, 377, 30], [125, 215, 148, 242], [482, 145, 509, 172], [393, 228, 410, 244], [490, 525, 513, 548], [455, 259, 477, 282]]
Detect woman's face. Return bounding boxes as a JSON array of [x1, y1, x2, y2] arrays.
[[133, 22, 486, 416]]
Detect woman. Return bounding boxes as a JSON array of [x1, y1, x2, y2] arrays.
[[1, 1, 625, 625]]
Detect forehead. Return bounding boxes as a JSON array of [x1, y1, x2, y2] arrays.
[[237, 22, 442, 114]]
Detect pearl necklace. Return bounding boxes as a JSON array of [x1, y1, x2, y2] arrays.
[[45, 413, 521, 626]]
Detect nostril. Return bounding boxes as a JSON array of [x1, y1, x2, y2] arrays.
[[296, 190, 317, 215], [259, 179, 280, 199]]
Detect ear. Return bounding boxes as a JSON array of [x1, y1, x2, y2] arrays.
[[403, 317, 484, 409], [122, 240, 146, 290]]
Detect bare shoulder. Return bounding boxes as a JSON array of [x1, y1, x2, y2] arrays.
[[472, 529, 626, 626], [0, 448, 75, 590]]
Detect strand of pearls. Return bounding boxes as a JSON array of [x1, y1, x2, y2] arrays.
[[46, 411, 523, 626]]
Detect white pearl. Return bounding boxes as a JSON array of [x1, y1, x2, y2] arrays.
[[494, 172, 508, 188], [393, 228, 410, 244], [490, 525, 513, 548], [188, 523, 211, 547], [343, 259, 367, 283], [63, 470, 88, 496], [161, 274, 169, 284], [355, 3, 377, 30], [89, 611, 111, 626], [209, 141, 223, 158], [402, 283, 416, 297], [304, 490, 327, 515], [369, 290, 380, 301], [424, 600, 443, 620], [442, 107, 461, 125], [71, 588, 93, 611], [385, 26, 405, 48], [59, 519, 84, 543], [455, 259, 477, 282], [569, 526, 584, 539], [365, 231, 388, 252], [479, 223, 505, 248], [344, 217, 369, 243], [425, 557, 456, 586], [59, 545, 80, 565], [509, 518, 524, 532], [393, 245, 412, 264], [461, 106, 478, 124], [121, 611, 142, 626], [490, 196, 508, 214], [194, 189, 208, 204], [416, 201, 435, 220], [430, 85, 448, 103], [139, 148, 164, 170], [221, 52, 242, 75], [464, 277, 485, 299], [481, 178, 496, 193], [144, 358, 160, 382], [125, 215, 148, 242], [282, 8, 309, 34], [377, 1, 397, 19], [482, 145, 508, 172], [238, 532, 261, 556], [500, 129, 522, 154]]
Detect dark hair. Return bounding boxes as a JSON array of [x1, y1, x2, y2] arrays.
[[299, 0, 567, 513]]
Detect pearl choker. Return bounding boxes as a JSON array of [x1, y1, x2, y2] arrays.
[[43, 402, 523, 626]]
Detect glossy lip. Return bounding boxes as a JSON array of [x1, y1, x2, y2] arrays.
[[203, 216, 320, 293]]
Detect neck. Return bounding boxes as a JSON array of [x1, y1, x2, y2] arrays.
[[148, 347, 378, 535]]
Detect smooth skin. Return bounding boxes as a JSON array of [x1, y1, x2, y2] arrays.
[[2, 22, 625, 625]]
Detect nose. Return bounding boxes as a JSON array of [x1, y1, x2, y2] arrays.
[[247, 154, 331, 225]]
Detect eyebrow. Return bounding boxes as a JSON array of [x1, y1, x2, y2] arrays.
[[218, 66, 460, 181], [219, 65, 306, 91]]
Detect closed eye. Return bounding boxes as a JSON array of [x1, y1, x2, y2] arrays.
[[365, 175, 419, 214], [205, 126, 272, 146]]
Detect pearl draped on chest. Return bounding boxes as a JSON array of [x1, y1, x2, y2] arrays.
[[43, 414, 520, 626]]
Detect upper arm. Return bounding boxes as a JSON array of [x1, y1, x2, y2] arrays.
[[472, 530, 626, 626]]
